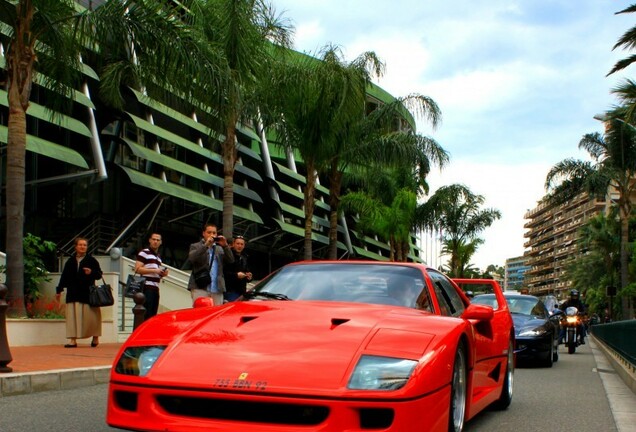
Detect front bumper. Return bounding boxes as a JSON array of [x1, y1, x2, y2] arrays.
[[107, 381, 451, 432], [514, 336, 553, 361]]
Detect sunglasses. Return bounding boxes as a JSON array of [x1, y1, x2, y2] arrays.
[[234, 235, 246, 240]]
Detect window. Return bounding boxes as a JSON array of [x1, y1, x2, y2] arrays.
[[428, 270, 466, 317]]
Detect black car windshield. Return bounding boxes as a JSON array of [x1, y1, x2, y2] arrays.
[[507, 297, 544, 316], [246, 263, 431, 309], [473, 294, 546, 317]]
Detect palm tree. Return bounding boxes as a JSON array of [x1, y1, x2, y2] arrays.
[[265, 45, 382, 260], [417, 184, 501, 275], [194, 0, 292, 239], [324, 94, 447, 259], [1, 0, 222, 314], [440, 238, 482, 278], [545, 118, 636, 319], [607, 4, 636, 76], [341, 187, 418, 262], [562, 212, 621, 317]]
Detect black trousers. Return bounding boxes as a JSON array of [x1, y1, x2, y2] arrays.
[[143, 288, 160, 320]]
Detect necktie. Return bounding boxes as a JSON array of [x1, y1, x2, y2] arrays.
[[209, 246, 219, 293]]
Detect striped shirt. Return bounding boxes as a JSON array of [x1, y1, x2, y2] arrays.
[[136, 247, 162, 290]]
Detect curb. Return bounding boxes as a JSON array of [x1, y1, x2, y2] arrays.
[[592, 335, 636, 396], [0, 366, 111, 397]]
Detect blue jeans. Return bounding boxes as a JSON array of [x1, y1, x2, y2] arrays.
[[224, 291, 242, 302]]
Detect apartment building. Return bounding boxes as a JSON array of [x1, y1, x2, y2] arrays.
[[523, 192, 606, 299], [504, 255, 528, 291]]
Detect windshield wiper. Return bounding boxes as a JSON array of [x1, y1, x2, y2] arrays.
[[243, 291, 292, 301]]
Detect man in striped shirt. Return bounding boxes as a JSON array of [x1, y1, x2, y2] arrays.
[[135, 232, 169, 320]]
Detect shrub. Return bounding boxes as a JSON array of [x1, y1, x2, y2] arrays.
[[0, 233, 57, 317], [25, 297, 65, 319]]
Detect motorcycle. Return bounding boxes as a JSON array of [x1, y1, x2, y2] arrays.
[[561, 306, 582, 354]]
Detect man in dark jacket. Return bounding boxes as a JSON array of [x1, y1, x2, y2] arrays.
[[223, 236, 252, 302], [187, 223, 234, 306]]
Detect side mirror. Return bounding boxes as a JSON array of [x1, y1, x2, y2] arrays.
[[193, 297, 214, 308], [463, 303, 494, 321]]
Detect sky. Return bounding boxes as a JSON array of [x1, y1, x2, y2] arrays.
[[273, 0, 635, 270]]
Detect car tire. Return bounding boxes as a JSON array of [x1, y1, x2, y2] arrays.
[[543, 340, 554, 368], [448, 344, 467, 432], [492, 339, 514, 410], [552, 340, 559, 363]]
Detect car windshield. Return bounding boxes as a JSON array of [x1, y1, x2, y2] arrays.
[[247, 263, 432, 309], [471, 294, 499, 309], [472, 294, 546, 317], [506, 297, 543, 316]]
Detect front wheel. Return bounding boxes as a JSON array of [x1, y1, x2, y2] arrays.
[[567, 329, 576, 354], [448, 344, 467, 432], [543, 339, 554, 367]]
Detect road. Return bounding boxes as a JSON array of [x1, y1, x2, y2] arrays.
[[0, 342, 621, 432], [465, 341, 617, 431]]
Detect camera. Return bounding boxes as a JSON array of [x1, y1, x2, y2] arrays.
[[213, 236, 222, 242]]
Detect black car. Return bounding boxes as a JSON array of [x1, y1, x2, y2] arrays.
[[472, 293, 559, 367]]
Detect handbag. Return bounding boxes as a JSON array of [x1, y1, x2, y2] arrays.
[[193, 246, 214, 289], [193, 269, 212, 289], [89, 279, 115, 307], [125, 274, 146, 298]]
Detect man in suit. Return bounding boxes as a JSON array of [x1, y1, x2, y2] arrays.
[[223, 235, 253, 302], [188, 223, 234, 306]]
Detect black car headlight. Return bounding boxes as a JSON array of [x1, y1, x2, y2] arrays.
[[348, 355, 417, 391], [518, 327, 548, 337], [115, 346, 167, 376]]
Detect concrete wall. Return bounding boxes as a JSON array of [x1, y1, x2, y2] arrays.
[[7, 272, 120, 346]]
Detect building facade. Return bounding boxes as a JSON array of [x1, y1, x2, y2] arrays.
[[504, 255, 528, 291], [0, 2, 424, 280], [523, 192, 606, 300]]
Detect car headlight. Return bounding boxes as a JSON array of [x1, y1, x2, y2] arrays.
[[115, 346, 167, 376], [348, 355, 417, 391], [518, 327, 548, 337]]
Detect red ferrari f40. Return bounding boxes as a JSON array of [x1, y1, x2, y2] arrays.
[[107, 261, 514, 432]]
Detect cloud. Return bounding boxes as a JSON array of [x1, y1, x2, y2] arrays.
[[425, 160, 554, 269], [273, 0, 635, 269]]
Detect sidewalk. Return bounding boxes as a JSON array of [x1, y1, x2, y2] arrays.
[[590, 337, 636, 432], [0, 343, 122, 397]]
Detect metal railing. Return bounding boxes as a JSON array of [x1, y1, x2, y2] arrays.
[[591, 321, 636, 368], [56, 214, 121, 258], [118, 257, 192, 334]]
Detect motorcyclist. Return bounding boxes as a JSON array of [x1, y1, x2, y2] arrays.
[[558, 289, 587, 344]]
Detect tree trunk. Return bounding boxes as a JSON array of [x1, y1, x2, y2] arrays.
[[619, 204, 633, 319], [5, 0, 35, 315], [222, 121, 238, 240], [303, 161, 317, 261], [327, 165, 342, 260], [6, 92, 27, 314], [402, 241, 410, 263]]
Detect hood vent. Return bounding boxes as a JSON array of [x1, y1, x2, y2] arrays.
[[239, 316, 258, 325], [330, 318, 350, 329]]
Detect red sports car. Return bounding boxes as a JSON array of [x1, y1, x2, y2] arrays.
[[107, 261, 514, 432]]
